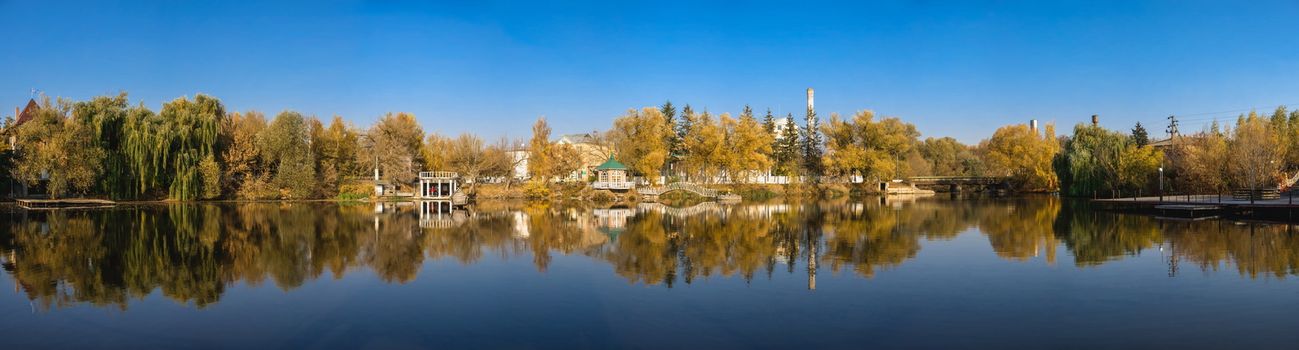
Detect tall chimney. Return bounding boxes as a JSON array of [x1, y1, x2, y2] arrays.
[[1091, 115, 1098, 126], [1030, 119, 1039, 133], [806, 88, 814, 111]]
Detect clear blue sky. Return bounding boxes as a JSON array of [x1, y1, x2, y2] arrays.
[[3, 0, 1298, 143]]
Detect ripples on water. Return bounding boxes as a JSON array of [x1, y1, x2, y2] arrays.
[[2, 197, 1298, 348]]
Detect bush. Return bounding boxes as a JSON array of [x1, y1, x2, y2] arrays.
[[236, 175, 280, 200], [523, 181, 551, 200], [337, 181, 373, 201], [590, 190, 616, 202]]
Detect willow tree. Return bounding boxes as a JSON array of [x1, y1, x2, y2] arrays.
[[72, 92, 133, 198], [123, 94, 227, 199]]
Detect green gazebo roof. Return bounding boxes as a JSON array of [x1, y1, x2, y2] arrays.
[[595, 155, 628, 171]]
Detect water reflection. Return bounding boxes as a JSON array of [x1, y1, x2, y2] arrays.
[[3, 197, 1299, 311]]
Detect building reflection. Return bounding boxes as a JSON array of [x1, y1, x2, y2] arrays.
[[4, 197, 1299, 311]]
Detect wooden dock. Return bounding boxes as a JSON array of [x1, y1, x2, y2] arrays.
[[16, 198, 117, 210], [1152, 204, 1222, 219], [1093, 195, 1299, 222]]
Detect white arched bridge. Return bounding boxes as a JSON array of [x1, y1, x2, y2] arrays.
[[637, 182, 719, 198]]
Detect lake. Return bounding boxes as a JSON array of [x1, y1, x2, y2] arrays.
[[2, 197, 1298, 349]]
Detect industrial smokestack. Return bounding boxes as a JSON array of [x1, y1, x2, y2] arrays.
[[1091, 115, 1098, 126], [1030, 119, 1039, 132], [806, 88, 814, 111]]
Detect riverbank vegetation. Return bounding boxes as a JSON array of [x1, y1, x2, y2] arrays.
[[2, 92, 1296, 200]]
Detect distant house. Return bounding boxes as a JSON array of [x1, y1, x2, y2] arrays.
[[6, 99, 37, 151], [4, 99, 41, 197], [556, 133, 612, 181]]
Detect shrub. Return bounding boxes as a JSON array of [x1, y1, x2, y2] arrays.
[[523, 181, 551, 199]]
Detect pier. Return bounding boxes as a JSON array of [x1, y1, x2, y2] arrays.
[[1093, 195, 1299, 221], [16, 198, 117, 210]]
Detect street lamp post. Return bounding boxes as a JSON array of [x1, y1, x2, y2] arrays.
[[1158, 167, 1164, 202]]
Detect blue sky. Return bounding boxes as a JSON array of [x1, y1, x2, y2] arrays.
[[3, 0, 1298, 143]]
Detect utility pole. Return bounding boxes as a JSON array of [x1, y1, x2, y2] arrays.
[[1166, 115, 1179, 139]]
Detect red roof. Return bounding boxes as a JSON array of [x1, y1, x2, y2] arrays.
[[13, 99, 38, 127]]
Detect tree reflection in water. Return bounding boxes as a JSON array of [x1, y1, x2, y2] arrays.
[[3, 197, 1299, 310]]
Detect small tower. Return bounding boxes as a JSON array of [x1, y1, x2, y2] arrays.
[[806, 88, 815, 112]]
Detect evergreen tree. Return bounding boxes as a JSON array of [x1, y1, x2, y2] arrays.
[[776, 114, 802, 175], [660, 100, 678, 173], [801, 106, 824, 178], [763, 108, 776, 136], [1131, 122, 1150, 147], [673, 105, 695, 177]]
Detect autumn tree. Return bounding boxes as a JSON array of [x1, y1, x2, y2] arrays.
[[10, 97, 105, 198], [1230, 113, 1283, 195], [723, 107, 773, 183], [366, 112, 424, 187], [222, 111, 268, 196], [982, 123, 1058, 192], [681, 110, 726, 182], [311, 115, 360, 197], [822, 110, 920, 183], [528, 117, 554, 181], [422, 133, 452, 171], [610, 107, 669, 184], [259, 111, 316, 199]]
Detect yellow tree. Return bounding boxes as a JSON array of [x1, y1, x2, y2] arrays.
[[724, 110, 773, 183], [528, 117, 553, 181], [1230, 114, 1283, 192], [609, 107, 669, 184], [681, 111, 726, 182], [980, 123, 1058, 191], [822, 110, 919, 183]]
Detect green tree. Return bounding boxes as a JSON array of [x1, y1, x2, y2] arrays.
[[122, 94, 227, 199], [1131, 122, 1150, 147], [774, 114, 802, 176], [802, 105, 824, 178], [10, 97, 105, 198], [72, 92, 132, 198], [259, 111, 316, 199]]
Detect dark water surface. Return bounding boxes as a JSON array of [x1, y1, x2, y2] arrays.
[[2, 197, 1298, 349]]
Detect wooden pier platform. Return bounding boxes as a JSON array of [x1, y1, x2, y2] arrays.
[[1093, 195, 1299, 221], [16, 198, 117, 210]]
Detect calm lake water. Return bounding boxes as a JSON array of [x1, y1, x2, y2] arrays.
[[2, 197, 1298, 349]]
